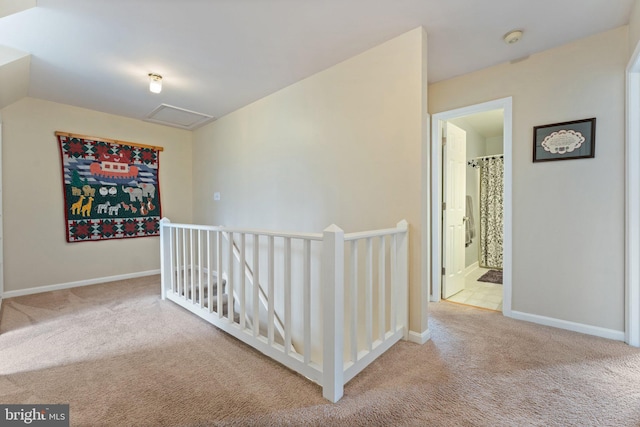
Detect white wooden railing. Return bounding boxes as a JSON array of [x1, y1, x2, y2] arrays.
[[159, 218, 409, 402]]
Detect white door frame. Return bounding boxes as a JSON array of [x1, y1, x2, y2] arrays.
[[0, 119, 3, 302], [0, 119, 3, 304], [626, 42, 640, 347], [431, 97, 513, 317]]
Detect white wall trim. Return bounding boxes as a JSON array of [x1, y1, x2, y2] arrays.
[[626, 41, 640, 347], [430, 97, 513, 317], [464, 261, 479, 277], [2, 270, 160, 299], [511, 310, 625, 342], [407, 328, 431, 345]]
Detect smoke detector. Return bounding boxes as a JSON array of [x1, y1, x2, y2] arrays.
[[503, 30, 523, 45]]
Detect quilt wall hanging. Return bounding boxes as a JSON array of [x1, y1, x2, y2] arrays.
[[56, 131, 164, 242]]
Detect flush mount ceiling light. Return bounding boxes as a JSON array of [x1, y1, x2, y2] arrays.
[[148, 73, 162, 93], [503, 30, 523, 45]]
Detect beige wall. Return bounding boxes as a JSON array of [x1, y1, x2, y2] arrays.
[[0, 46, 29, 110], [1, 97, 193, 292], [0, 0, 36, 19], [430, 27, 627, 331], [193, 28, 429, 333], [630, 0, 640, 57]]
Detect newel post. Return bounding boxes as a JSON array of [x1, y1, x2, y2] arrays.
[[396, 220, 409, 340], [160, 217, 171, 300], [322, 224, 344, 403]]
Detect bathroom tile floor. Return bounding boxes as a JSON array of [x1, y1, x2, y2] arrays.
[[445, 267, 503, 311]]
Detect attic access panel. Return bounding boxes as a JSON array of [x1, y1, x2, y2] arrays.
[[144, 104, 215, 130]]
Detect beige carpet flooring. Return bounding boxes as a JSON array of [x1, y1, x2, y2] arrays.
[[1, 276, 640, 426]]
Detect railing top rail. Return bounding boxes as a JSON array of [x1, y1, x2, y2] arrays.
[[161, 219, 407, 242], [160, 221, 323, 241], [344, 227, 405, 241], [220, 227, 323, 241], [161, 222, 220, 232]]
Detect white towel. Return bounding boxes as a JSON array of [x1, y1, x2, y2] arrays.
[[465, 195, 476, 247]]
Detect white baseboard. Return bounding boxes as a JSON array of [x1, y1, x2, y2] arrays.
[[1, 270, 160, 299], [407, 328, 431, 345], [464, 261, 479, 277], [509, 310, 625, 342]]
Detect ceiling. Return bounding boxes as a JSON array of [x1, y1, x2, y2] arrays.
[[0, 0, 634, 129], [451, 110, 505, 139]]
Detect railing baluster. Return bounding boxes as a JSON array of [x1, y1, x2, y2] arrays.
[[268, 235, 275, 345], [172, 228, 181, 296], [350, 241, 358, 363], [253, 234, 260, 338], [303, 239, 311, 365], [160, 220, 170, 300], [171, 227, 178, 294], [198, 230, 203, 308], [284, 237, 292, 355], [190, 229, 196, 302], [207, 230, 212, 312], [239, 233, 246, 329], [217, 231, 223, 318], [167, 228, 176, 292], [182, 227, 187, 300], [366, 237, 373, 351], [391, 234, 397, 332], [378, 235, 386, 340], [227, 231, 234, 321]]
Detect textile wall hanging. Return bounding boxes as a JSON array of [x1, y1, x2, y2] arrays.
[[56, 132, 164, 242]]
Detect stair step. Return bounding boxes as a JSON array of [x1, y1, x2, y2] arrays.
[[175, 277, 240, 320], [182, 289, 228, 304]]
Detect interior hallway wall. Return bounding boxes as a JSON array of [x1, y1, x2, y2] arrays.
[[485, 136, 503, 156], [192, 28, 429, 334], [429, 26, 627, 332], [630, 0, 640, 56], [1, 97, 193, 293]]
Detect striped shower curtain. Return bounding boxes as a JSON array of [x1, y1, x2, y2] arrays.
[[479, 156, 504, 269]]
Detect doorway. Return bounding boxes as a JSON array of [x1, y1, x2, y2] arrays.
[[626, 42, 640, 346], [431, 98, 513, 317], [444, 113, 504, 311]]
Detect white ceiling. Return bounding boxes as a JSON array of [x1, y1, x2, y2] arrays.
[[0, 0, 634, 127], [451, 110, 505, 139]]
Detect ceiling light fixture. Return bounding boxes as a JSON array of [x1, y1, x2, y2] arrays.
[[503, 30, 523, 45], [148, 73, 162, 94]]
